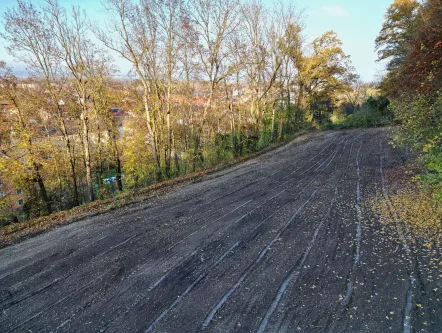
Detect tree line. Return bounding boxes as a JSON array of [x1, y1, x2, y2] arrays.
[[375, 0, 442, 202], [0, 0, 357, 220]]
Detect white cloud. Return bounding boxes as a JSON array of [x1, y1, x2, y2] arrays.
[[321, 5, 349, 17]]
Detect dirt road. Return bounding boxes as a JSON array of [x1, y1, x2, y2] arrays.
[[1, 128, 441, 332]]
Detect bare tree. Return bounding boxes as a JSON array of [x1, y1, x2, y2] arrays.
[[45, 0, 102, 202], [240, 0, 283, 135], [88, 64, 124, 193], [270, 1, 305, 135], [276, 5, 305, 110], [97, 0, 163, 180], [344, 75, 372, 112], [144, 0, 186, 177], [2, 0, 81, 206], [188, 0, 241, 156]]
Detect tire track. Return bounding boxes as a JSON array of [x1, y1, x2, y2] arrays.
[[0, 133, 344, 333], [0, 161, 263, 285], [341, 140, 364, 307], [128, 135, 347, 280], [257, 188, 339, 333], [89, 136, 350, 333], [318, 138, 366, 333], [0, 134, 340, 287], [290, 130, 382, 332], [2, 129, 424, 333], [143, 241, 241, 333], [0, 186, 255, 297], [147, 199, 253, 290], [202, 190, 318, 330], [0, 197, 253, 319], [255, 136, 356, 333], [201, 136, 352, 331], [183, 133, 340, 215], [124, 135, 346, 283], [4, 137, 345, 333], [2, 165, 282, 311], [0, 133, 339, 291], [380, 139, 416, 333], [17, 135, 342, 333], [5, 270, 109, 333]]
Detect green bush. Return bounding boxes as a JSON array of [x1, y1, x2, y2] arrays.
[[390, 91, 442, 204], [417, 147, 442, 204], [330, 96, 394, 129]]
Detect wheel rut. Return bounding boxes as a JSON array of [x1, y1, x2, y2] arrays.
[[0, 129, 439, 333]]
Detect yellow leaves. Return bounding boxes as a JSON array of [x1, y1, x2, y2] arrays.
[[374, 183, 442, 246], [423, 134, 442, 152]]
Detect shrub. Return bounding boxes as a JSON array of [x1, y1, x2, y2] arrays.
[[330, 96, 394, 129]]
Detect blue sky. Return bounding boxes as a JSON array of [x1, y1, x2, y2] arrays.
[[292, 0, 392, 82], [0, 0, 392, 81]]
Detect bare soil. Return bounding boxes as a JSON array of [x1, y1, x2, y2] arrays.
[[0, 128, 440, 333]]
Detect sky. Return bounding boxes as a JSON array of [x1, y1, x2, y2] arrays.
[[0, 0, 392, 82], [292, 0, 392, 82]]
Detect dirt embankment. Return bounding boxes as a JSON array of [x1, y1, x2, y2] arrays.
[[0, 128, 440, 333]]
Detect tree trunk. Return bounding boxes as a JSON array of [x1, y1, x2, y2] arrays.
[[271, 107, 276, 141], [33, 162, 52, 214], [57, 108, 79, 207], [81, 111, 94, 202], [97, 123, 104, 199], [279, 117, 284, 139], [116, 156, 123, 192], [142, 91, 161, 181], [297, 84, 304, 109], [166, 109, 172, 178], [69, 158, 79, 206]]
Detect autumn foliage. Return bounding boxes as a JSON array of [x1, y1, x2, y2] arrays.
[[0, 0, 357, 222], [401, 0, 442, 94], [376, 0, 442, 240]]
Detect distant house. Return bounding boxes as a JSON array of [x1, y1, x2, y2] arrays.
[[18, 82, 37, 90], [0, 100, 13, 113], [110, 108, 126, 118], [0, 176, 25, 213], [110, 108, 128, 138]]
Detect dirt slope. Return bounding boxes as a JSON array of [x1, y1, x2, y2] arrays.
[[0, 128, 440, 333]]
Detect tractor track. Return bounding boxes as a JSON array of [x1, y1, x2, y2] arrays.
[[0, 128, 440, 333]]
